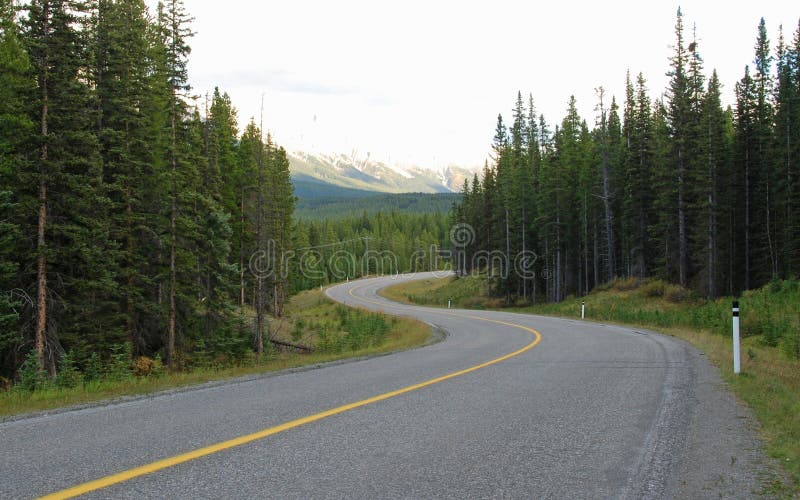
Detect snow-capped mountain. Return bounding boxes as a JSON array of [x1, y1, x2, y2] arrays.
[[289, 151, 477, 195]]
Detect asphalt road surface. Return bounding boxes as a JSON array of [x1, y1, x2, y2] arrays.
[[0, 273, 779, 499]]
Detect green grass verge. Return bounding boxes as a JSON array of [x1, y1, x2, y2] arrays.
[[382, 275, 800, 494], [0, 288, 430, 418]]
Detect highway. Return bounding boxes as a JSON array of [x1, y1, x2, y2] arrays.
[[0, 273, 775, 498]]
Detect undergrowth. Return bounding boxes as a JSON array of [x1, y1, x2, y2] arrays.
[[0, 288, 429, 417]]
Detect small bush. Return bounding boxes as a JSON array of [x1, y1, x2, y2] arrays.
[[83, 352, 103, 382], [485, 298, 506, 309], [291, 319, 305, 342], [107, 343, 133, 381], [15, 350, 47, 392], [613, 277, 641, 291], [664, 283, 690, 303], [132, 356, 157, 377], [641, 280, 666, 297], [55, 351, 82, 389], [461, 296, 487, 309]]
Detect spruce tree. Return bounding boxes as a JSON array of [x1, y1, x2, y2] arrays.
[[153, 0, 194, 366], [774, 23, 800, 277], [0, 0, 32, 368], [595, 87, 616, 282], [693, 70, 730, 297], [650, 99, 675, 281], [666, 7, 694, 287], [265, 141, 296, 318], [95, 0, 153, 354], [751, 18, 777, 282], [734, 66, 757, 290], [23, 0, 114, 374]]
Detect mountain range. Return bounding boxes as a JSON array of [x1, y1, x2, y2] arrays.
[[288, 151, 476, 196]]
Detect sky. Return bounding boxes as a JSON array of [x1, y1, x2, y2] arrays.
[[147, 1, 798, 170]]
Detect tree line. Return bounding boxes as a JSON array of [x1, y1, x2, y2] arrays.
[[0, 0, 295, 381], [290, 211, 450, 293], [295, 192, 459, 220], [453, 10, 800, 303]]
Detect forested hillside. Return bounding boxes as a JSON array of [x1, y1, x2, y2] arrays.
[[2, 2, 798, 389], [453, 10, 800, 303], [295, 192, 460, 219], [0, 0, 296, 381], [290, 211, 450, 292]]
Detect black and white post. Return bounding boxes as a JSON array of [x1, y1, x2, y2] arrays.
[[732, 300, 740, 374], [581, 301, 585, 320]]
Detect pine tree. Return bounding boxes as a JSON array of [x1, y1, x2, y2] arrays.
[[735, 65, 757, 290], [198, 88, 239, 342], [774, 22, 800, 277], [595, 87, 616, 282], [0, 0, 32, 368], [153, 0, 194, 366], [629, 73, 655, 278], [752, 18, 777, 281], [95, 0, 154, 354], [650, 99, 675, 281], [23, 0, 115, 374], [693, 70, 730, 297], [264, 140, 296, 318], [666, 7, 694, 287]]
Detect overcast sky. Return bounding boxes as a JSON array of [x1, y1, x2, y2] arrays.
[[147, 1, 798, 170]]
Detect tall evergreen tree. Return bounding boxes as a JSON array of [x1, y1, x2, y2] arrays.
[[264, 139, 296, 318], [665, 7, 695, 287], [774, 23, 800, 277], [693, 70, 730, 297], [23, 0, 114, 374], [751, 18, 777, 281], [734, 65, 757, 290], [595, 87, 616, 282], [153, 0, 194, 366], [95, 0, 153, 354], [0, 0, 32, 369]]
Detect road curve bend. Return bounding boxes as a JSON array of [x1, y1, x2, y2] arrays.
[[0, 273, 777, 499]]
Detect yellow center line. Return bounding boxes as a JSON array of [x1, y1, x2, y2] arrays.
[[41, 280, 542, 500]]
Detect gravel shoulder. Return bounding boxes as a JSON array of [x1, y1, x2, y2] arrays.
[[668, 341, 788, 498]]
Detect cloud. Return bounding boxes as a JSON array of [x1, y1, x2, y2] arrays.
[[194, 69, 357, 97]]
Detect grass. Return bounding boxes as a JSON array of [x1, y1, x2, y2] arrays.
[[382, 275, 800, 494], [0, 288, 430, 419], [380, 274, 492, 308]]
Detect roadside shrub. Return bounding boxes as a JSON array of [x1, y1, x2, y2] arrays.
[[291, 319, 305, 342], [132, 356, 158, 377], [664, 283, 690, 303], [15, 350, 47, 392], [641, 280, 666, 298], [55, 351, 82, 389], [613, 277, 641, 291], [461, 296, 487, 309], [485, 298, 506, 309], [106, 343, 133, 381], [83, 352, 103, 382]]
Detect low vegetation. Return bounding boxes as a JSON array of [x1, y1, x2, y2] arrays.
[[295, 192, 460, 219], [0, 289, 430, 418], [382, 275, 800, 492]]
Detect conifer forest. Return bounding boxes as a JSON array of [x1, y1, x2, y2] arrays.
[[454, 10, 800, 305], [1, 1, 798, 385]]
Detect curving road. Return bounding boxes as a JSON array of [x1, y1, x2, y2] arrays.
[[0, 273, 776, 498]]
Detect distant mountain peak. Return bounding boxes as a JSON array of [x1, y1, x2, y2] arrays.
[[288, 150, 478, 194]]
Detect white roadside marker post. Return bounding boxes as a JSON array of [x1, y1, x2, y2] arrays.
[[581, 301, 585, 320], [733, 300, 741, 374], [448, 299, 451, 309]]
